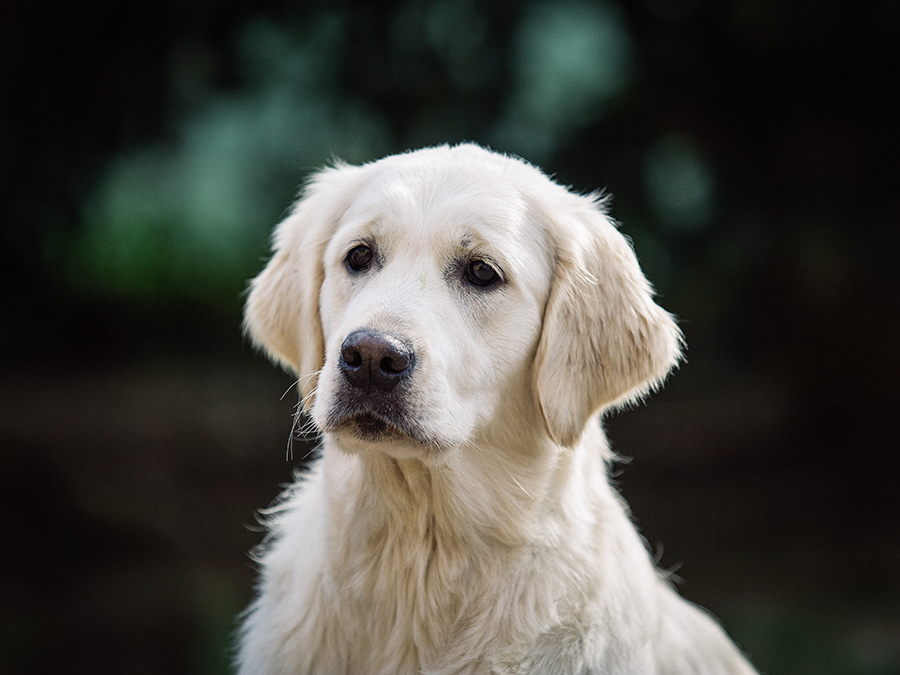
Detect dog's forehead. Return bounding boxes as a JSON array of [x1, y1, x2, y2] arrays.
[[337, 159, 545, 256]]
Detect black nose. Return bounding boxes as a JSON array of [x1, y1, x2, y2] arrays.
[[339, 329, 415, 392]]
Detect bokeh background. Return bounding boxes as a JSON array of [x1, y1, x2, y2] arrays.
[[2, 0, 898, 673]]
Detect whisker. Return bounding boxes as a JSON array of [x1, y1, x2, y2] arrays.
[[278, 370, 324, 461], [287, 401, 321, 460], [280, 377, 301, 401]]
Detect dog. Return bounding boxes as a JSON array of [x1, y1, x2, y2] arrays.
[[238, 144, 758, 675]]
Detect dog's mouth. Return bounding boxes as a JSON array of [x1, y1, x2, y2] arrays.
[[350, 413, 395, 441], [324, 407, 412, 443], [322, 404, 445, 452]]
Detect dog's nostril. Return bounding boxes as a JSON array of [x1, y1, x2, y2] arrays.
[[342, 348, 363, 369], [379, 353, 409, 375]]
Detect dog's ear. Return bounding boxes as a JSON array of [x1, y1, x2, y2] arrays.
[[533, 193, 683, 447], [244, 163, 368, 404]]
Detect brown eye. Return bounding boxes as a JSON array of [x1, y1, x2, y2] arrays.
[[465, 259, 500, 288], [346, 245, 373, 272]]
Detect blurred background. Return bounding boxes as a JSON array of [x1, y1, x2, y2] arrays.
[[1, 0, 898, 673]]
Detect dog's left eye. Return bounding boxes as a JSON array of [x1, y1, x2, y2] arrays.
[[346, 245, 374, 272], [465, 259, 501, 288]]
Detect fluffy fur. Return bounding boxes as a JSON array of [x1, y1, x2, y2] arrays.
[[238, 144, 758, 675]]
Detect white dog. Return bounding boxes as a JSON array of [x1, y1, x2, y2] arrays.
[[238, 144, 758, 675]]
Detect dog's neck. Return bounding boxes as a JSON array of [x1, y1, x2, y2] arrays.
[[319, 420, 613, 569], [323, 441, 552, 553], [308, 423, 616, 671]]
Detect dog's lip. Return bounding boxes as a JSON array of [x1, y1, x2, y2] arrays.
[[329, 411, 404, 440], [352, 413, 390, 434], [324, 409, 443, 450]]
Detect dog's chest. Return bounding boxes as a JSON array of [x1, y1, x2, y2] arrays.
[[341, 518, 471, 627], [323, 497, 538, 673]]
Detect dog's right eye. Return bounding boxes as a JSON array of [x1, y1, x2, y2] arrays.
[[464, 259, 502, 288], [346, 245, 374, 272]]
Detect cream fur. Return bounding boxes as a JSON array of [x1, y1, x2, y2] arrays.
[[238, 144, 758, 675]]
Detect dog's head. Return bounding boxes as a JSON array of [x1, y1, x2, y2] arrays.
[[245, 144, 682, 456]]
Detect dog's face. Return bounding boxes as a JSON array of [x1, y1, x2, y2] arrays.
[[313, 162, 554, 458], [245, 145, 682, 458]]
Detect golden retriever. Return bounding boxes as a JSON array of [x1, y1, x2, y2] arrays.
[[238, 144, 758, 675]]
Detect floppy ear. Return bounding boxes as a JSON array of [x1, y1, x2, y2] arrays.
[[244, 163, 368, 405], [533, 193, 683, 447]]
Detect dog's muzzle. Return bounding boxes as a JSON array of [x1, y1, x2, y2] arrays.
[[326, 328, 419, 443]]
